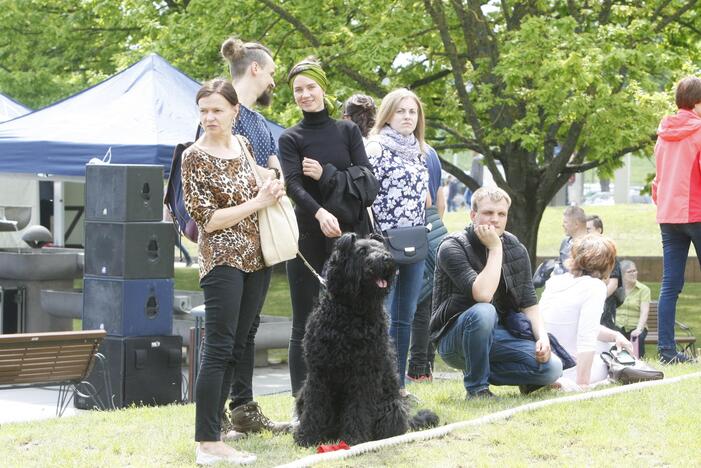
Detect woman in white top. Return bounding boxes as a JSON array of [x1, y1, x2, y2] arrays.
[[541, 234, 632, 389]]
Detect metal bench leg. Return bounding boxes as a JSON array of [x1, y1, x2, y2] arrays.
[[56, 383, 75, 417], [74, 353, 116, 411]]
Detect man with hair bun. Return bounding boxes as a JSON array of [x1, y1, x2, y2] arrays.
[[430, 186, 563, 399], [218, 36, 290, 437]]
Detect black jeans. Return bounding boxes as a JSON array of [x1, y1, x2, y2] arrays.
[[287, 226, 329, 396], [227, 268, 272, 409], [408, 294, 435, 377], [195, 265, 269, 441]]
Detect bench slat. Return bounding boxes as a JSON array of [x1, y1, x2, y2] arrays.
[[0, 330, 106, 345], [0, 347, 96, 360], [0, 330, 105, 388], [0, 346, 95, 356], [0, 364, 89, 377], [644, 301, 697, 352], [0, 358, 91, 372], [0, 362, 91, 375]]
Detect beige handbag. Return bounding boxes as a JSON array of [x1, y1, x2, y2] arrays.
[[238, 136, 299, 266]]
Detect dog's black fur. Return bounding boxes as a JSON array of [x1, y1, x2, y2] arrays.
[[294, 233, 439, 447]]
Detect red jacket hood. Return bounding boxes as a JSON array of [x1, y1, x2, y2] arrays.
[[657, 109, 701, 141]]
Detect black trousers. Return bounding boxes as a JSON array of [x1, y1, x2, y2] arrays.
[[195, 265, 269, 441], [227, 268, 272, 409], [408, 293, 436, 377], [287, 226, 329, 396]]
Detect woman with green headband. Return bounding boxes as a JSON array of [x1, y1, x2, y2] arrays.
[[279, 57, 376, 399]]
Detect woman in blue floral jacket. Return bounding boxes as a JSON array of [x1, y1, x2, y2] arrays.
[[366, 88, 429, 397]]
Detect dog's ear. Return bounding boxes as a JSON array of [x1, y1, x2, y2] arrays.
[[335, 232, 356, 253]]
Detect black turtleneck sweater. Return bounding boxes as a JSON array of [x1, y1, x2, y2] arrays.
[[279, 108, 371, 226]]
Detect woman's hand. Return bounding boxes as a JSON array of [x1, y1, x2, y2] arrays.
[[255, 177, 285, 208], [614, 332, 634, 353], [315, 207, 342, 238], [631, 328, 643, 338], [302, 157, 323, 181]]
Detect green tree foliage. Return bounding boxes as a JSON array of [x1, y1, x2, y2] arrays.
[[2, 0, 700, 259], [0, 0, 173, 108]]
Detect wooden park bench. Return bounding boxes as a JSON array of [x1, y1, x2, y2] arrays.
[[0, 330, 112, 416], [644, 301, 697, 358]]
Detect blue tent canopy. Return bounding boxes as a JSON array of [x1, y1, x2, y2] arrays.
[[0, 93, 30, 122], [0, 54, 284, 177]]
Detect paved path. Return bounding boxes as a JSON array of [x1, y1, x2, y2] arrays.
[[0, 364, 291, 425]]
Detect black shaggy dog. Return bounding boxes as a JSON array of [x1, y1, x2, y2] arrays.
[[294, 233, 438, 447]]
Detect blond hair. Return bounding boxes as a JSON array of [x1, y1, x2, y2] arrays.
[[564, 205, 587, 226], [371, 88, 426, 153], [471, 186, 512, 212], [567, 234, 617, 279]]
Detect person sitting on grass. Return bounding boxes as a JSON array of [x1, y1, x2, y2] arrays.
[[553, 206, 588, 275], [615, 259, 650, 358], [586, 214, 624, 330], [541, 234, 633, 390]]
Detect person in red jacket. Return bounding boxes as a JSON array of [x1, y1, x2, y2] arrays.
[[652, 76, 701, 364]]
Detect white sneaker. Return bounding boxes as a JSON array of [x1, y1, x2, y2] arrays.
[[552, 377, 582, 393], [195, 444, 256, 465]]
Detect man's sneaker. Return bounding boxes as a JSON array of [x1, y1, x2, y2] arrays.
[[466, 388, 497, 400], [659, 351, 695, 364], [229, 401, 292, 434]]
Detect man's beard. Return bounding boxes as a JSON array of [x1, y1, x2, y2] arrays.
[[256, 88, 273, 107]]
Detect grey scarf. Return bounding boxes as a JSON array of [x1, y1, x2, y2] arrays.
[[377, 125, 423, 162]]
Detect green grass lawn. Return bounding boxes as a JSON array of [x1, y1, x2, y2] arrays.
[[2, 364, 699, 466], [443, 203, 671, 257]]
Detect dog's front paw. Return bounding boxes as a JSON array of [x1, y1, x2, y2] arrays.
[[293, 428, 322, 448]]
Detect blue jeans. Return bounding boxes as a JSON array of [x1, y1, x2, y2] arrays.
[[658, 223, 701, 352], [386, 260, 425, 387], [437, 303, 563, 395]]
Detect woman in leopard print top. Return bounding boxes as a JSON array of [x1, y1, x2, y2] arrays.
[[182, 79, 285, 465]]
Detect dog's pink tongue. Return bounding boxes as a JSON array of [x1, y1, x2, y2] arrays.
[[376, 278, 388, 288]]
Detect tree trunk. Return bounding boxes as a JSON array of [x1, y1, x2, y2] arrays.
[[505, 195, 547, 271]]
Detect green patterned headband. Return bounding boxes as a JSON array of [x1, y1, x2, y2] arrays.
[[288, 61, 337, 115]]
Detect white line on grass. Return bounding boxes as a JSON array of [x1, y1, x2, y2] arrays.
[[276, 371, 701, 468]]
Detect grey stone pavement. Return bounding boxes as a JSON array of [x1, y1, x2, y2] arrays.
[[0, 364, 292, 425]]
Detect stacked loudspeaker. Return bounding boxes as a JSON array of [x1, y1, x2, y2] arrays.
[[75, 164, 182, 409]]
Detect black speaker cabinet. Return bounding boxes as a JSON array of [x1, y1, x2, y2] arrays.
[[84, 221, 174, 278], [83, 277, 174, 337], [85, 164, 163, 222], [74, 335, 182, 409]]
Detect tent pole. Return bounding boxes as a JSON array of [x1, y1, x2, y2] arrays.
[[53, 181, 64, 247]]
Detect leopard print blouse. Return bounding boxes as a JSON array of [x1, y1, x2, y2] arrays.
[[182, 136, 265, 279]]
